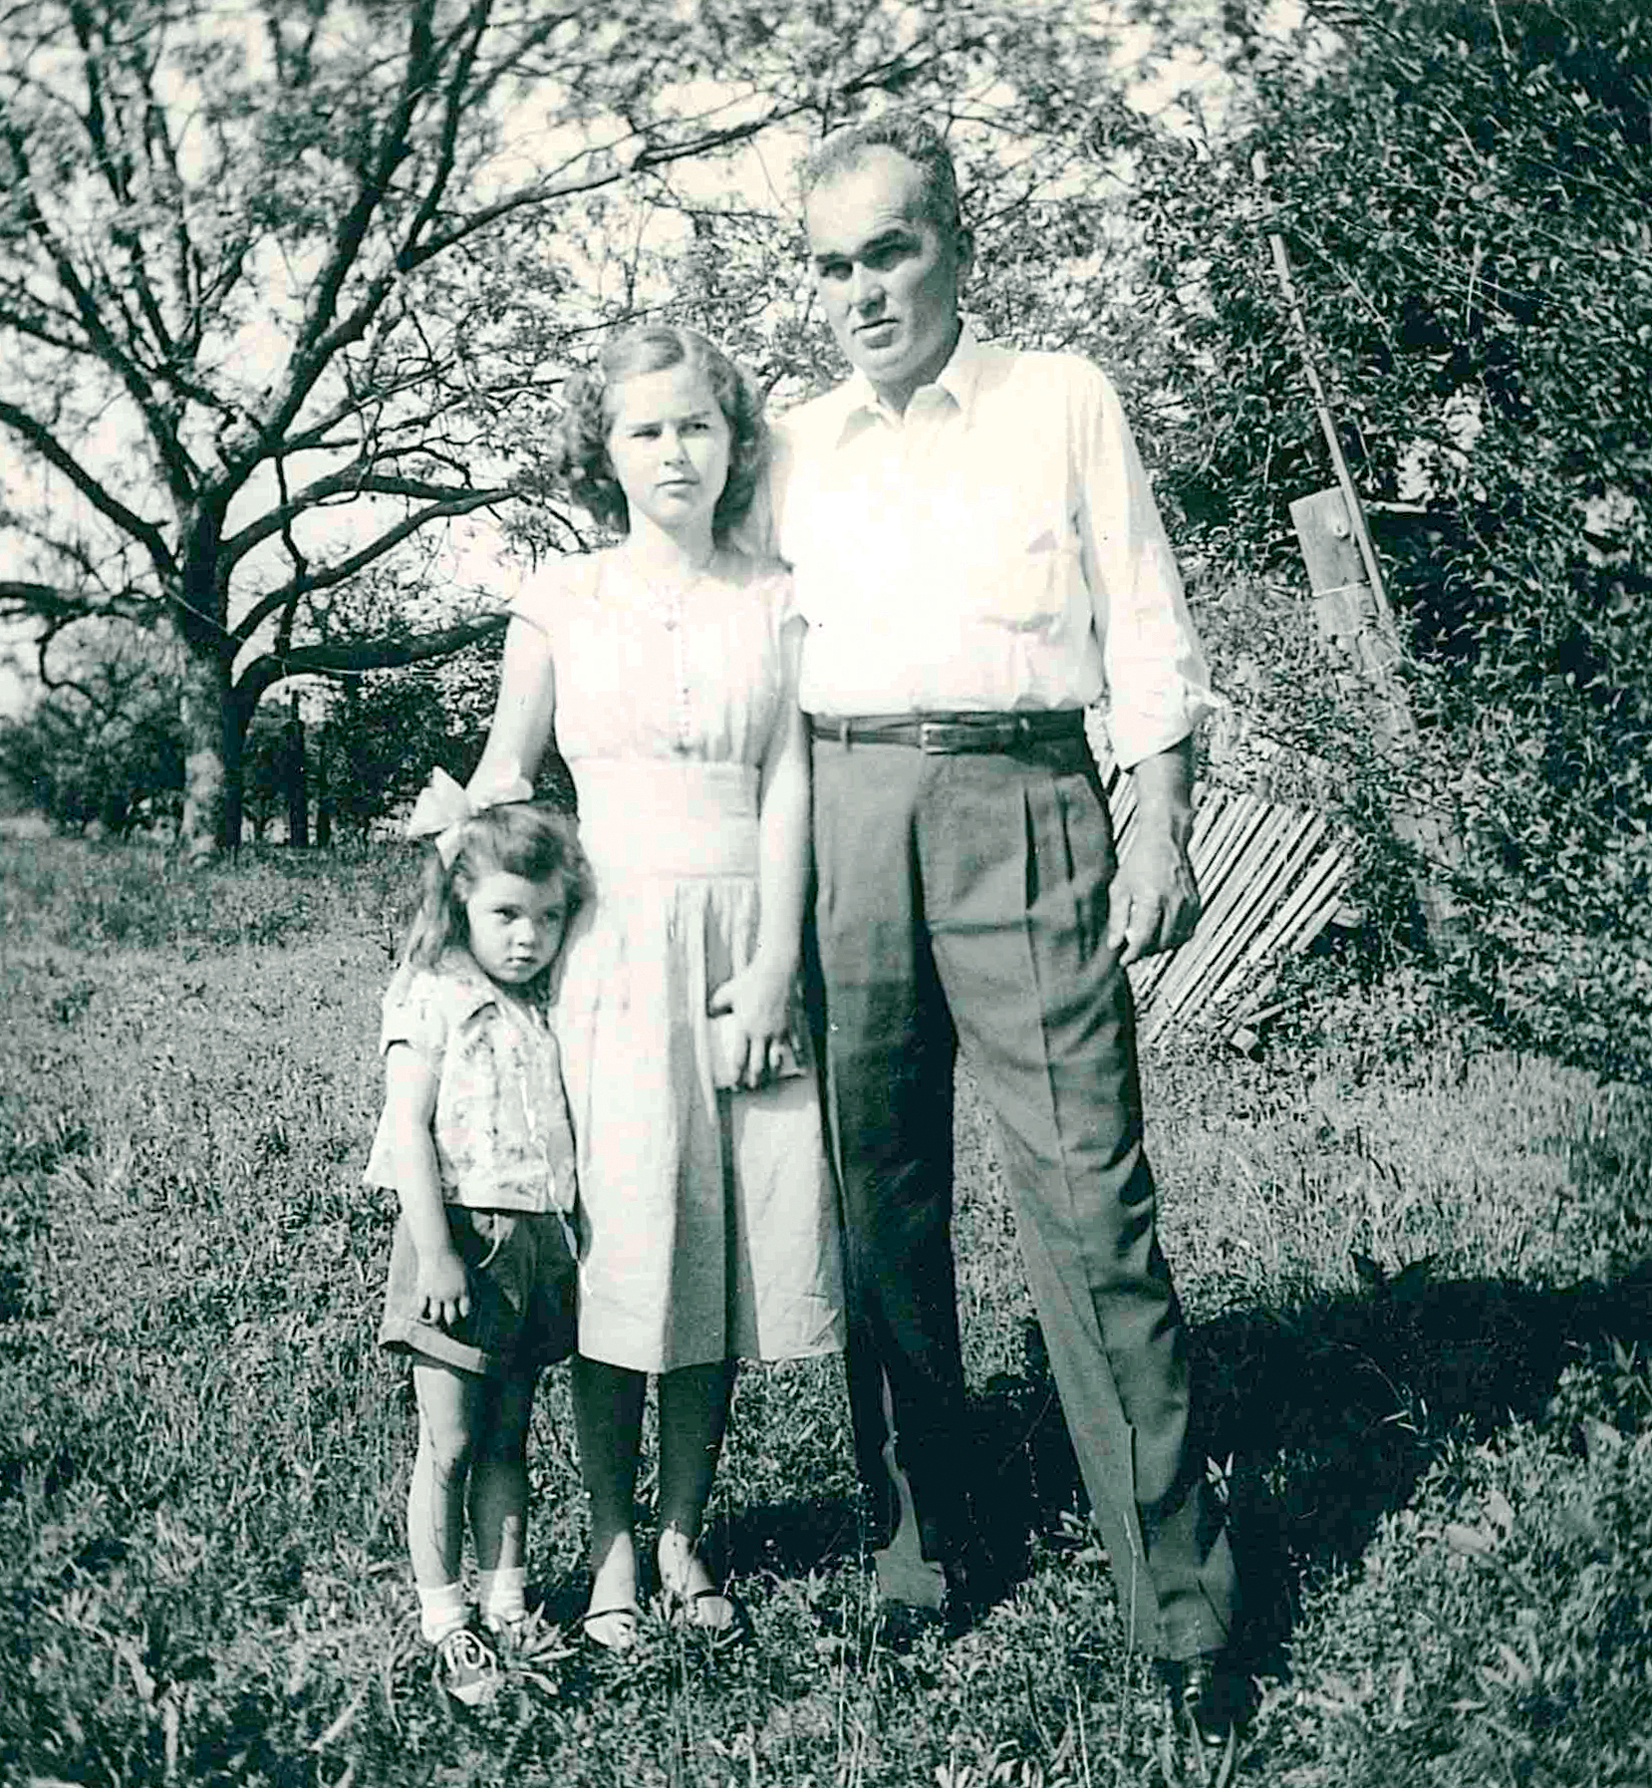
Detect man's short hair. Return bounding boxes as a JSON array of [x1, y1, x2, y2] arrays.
[[799, 114, 962, 234]]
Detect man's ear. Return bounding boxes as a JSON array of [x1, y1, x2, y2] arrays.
[[953, 225, 976, 285]]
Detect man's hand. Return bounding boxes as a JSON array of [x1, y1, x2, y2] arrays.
[[1106, 736, 1200, 967], [1106, 828, 1200, 965]]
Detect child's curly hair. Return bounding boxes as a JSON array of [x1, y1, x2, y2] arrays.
[[400, 802, 591, 986], [547, 325, 767, 540]]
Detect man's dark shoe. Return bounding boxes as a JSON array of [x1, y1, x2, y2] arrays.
[[1157, 1651, 1245, 1785], [871, 1594, 946, 1655], [864, 1526, 945, 1656], [868, 1534, 1005, 1649], [938, 1538, 1007, 1637], [871, 1537, 947, 1613]]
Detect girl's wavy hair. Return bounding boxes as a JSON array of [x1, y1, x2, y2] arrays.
[[547, 325, 767, 540], [400, 802, 590, 987]]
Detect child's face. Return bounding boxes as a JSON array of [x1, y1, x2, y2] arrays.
[[462, 870, 570, 989], [604, 364, 732, 541]]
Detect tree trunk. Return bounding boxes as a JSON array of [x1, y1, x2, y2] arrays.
[[221, 698, 246, 851], [177, 628, 231, 860], [315, 730, 332, 847], [285, 695, 308, 848]]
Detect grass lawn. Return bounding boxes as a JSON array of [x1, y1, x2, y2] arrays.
[[2, 838, 1650, 1786]]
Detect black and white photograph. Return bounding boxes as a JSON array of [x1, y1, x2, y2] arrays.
[[2, 2, 1648, 1782]]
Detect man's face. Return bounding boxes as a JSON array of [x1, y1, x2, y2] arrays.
[[804, 147, 972, 412]]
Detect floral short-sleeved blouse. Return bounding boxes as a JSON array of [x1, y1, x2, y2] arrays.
[[363, 949, 577, 1216]]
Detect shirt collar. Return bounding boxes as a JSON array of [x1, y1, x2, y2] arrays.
[[439, 947, 549, 1022], [833, 321, 986, 444], [434, 947, 502, 1018]]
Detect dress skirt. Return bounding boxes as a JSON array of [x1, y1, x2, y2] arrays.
[[555, 756, 844, 1373]]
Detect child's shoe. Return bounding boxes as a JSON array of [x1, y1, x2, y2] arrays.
[[481, 1607, 532, 1646], [434, 1625, 499, 1705]]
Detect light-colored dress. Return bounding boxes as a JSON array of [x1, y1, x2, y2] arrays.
[[514, 549, 844, 1374]]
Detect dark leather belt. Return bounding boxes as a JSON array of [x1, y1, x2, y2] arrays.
[[808, 710, 1086, 754]]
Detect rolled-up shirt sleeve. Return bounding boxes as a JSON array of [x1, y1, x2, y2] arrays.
[[1075, 368, 1218, 769]]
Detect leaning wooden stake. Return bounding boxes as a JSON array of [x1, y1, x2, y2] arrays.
[[1254, 151, 1402, 654], [1257, 152, 1462, 944]]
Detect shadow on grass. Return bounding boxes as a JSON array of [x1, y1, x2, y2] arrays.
[[1203, 1261, 1652, 1667], [719, 1488, 871, 1579], [918, 1263, 1652, 1671]]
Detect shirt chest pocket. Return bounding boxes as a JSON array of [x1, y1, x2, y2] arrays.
[[937, 466, 1084, 631]]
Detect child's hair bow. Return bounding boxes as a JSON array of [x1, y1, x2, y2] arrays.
[[406, 765, 534, 866]]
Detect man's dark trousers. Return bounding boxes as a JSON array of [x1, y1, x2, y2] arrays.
[[811, 726, 1238, 1659]]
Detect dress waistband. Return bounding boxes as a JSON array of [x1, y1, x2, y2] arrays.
[[570, 757, 760, 879], [808, 710, 1086, 754]]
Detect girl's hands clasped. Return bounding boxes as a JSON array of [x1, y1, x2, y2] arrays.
[[707, 959, 796, 1090]]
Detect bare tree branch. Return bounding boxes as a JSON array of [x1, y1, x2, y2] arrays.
[[229, 485, 512, 646], [221, 464, 514, 567], [234, 609, 508, 708], [1, 120, 199, 502], [262, 0, 446, 449], [0, 580, 85, 620], [0, 400, 176, 577]]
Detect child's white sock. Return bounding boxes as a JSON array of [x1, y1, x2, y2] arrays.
[[416, 1580, 469, 1645], [478, 1564, 528, 1629]]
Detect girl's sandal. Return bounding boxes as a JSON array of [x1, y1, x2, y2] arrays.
[[663, 1581, 737, 1632], [657, 1533, 738, 1635], [584, 1534, 641, 1652], [581, 1604, 641, 1653]]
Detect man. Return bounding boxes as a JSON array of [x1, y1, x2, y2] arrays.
[[763, 115, 1244, 1761]]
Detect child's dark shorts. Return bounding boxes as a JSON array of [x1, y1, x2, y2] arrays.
[[378, 1206, 576, 1378]]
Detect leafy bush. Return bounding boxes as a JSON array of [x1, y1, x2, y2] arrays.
[[1107, 0, 1652, 1078], [1249, 1349, 1652, 1785], [313, 636, 575, 840], [317, 670, 461, 842]]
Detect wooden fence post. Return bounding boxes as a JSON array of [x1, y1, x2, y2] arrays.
[[1290, 487, 1406, 712]]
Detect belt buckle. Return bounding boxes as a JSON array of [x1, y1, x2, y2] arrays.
[[917, 719, 967, 753], [918, 717, 1021, 754]]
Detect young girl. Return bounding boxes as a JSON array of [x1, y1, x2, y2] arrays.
[[366, 776, 590, 1700], [471, 325, 844, 1650]]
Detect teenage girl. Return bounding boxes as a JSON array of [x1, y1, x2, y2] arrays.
[[367, 778, 588, 1698], [471, 325, 844, 1650]]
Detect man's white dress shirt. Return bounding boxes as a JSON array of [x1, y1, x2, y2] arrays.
[[765, 326, 1215, 769]]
